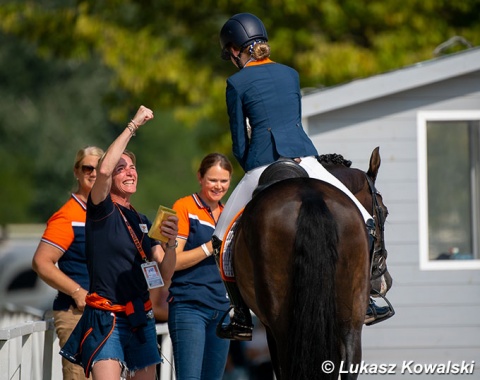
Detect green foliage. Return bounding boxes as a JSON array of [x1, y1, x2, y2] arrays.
[[0, 0, 479, 223], [125, 110, 236, 220], [0, 31, 116, 223]]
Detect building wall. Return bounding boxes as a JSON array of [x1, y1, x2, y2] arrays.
[[304, 72, 480, 378]]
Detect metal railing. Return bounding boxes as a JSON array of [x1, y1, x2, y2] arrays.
[[0, 312, 175, 380]]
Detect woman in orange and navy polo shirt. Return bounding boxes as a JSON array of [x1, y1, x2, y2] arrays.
[[166, 153, 233, 380], [32, 145, 103, 380]]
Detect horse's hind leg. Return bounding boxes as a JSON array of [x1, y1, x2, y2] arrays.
[[265, 329, 282, 379], [340, 328, 362, 380]]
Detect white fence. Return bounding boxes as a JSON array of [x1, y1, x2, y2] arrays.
[[0, 312, 175, 380]]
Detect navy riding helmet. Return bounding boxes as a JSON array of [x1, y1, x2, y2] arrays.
[[220, 13, 268, 60]]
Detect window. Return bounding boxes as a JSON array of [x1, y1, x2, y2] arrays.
[[418, 111, 480, 270]]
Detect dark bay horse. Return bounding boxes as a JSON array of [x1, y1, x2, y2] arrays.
[[232, 147, 390, 380]]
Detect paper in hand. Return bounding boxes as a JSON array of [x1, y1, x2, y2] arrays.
[[148, 205, 177, 242]]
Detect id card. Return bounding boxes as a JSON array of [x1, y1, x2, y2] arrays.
[[141, 261, 164, 289]]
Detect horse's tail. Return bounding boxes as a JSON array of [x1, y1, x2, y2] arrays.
[[289, 188, 341, 380]]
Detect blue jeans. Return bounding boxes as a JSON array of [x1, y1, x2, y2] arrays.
[[93, 314, 161, 373], [168, 301, 230, 380]]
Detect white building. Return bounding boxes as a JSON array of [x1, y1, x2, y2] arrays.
[[302, 47, 480, 379]]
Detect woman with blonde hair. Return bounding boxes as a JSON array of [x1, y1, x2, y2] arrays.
[[33, 145, 104, 380], [213, 13, 386, 341]]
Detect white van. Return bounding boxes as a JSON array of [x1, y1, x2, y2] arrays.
[[0, 225, 56, 317]]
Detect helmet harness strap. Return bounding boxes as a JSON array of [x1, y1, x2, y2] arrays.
[[233, 51, 245, 69], [235, 41, 259, 70]]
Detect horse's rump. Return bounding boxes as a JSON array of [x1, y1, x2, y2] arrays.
[[232, 148, 391, 380], [235, 177, 370, 379]]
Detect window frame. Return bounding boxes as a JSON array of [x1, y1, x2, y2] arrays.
[[417, 110, 480, 270]]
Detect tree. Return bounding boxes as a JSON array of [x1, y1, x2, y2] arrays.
[[1, 0, 479, 222], [2, 1, 479, 123]]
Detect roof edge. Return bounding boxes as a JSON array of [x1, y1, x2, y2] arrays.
[[302, 47, 480, 117]]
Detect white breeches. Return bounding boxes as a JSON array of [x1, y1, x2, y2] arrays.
[[214, 156, 372, 240]]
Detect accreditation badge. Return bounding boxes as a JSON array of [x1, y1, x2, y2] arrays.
[[141, 261, 164, 289]]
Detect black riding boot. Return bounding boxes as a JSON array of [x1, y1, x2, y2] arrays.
[[365, 298, 393, 325], [212, 235, 253, 341], [217, 281, 253, 341]]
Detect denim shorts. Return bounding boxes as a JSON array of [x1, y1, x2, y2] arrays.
[[93, 312, 161, 373]]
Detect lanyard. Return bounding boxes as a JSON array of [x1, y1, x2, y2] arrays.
[[114, 202, 148, 262]]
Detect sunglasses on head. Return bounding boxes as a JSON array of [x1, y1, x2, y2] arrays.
[[81, 165, 96, 175]]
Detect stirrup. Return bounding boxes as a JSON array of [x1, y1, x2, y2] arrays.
[[365, 291, 395, 326], [216, 307, 253, 341]]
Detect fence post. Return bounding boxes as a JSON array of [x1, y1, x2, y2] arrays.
[[156, 323, 175, 379], [42, 316, 56, 380]]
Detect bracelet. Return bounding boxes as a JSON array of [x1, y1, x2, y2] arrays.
[[201, 243, 212, 257], [70, 287, 80, 296], [126, 123, 136, 136], [165, 240, 178, 249]]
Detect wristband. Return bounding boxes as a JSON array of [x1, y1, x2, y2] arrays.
[[166, 240, 178, 249], [201, 243, 212, 257], [126, 123, 136, 136]]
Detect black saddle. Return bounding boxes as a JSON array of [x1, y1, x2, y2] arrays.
[[253, 158, 309, 197]]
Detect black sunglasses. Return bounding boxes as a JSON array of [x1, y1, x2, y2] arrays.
[[81, 165, 96, 175]]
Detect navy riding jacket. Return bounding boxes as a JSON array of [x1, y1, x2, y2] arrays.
[[226, 59, 318, 172]]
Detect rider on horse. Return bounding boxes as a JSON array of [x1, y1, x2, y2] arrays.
[[213, 13, 392, 341]]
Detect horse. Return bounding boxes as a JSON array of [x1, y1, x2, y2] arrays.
[[232, 147, 391, 380]]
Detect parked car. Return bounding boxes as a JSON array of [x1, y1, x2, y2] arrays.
[[0, 226, 56, 317]]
